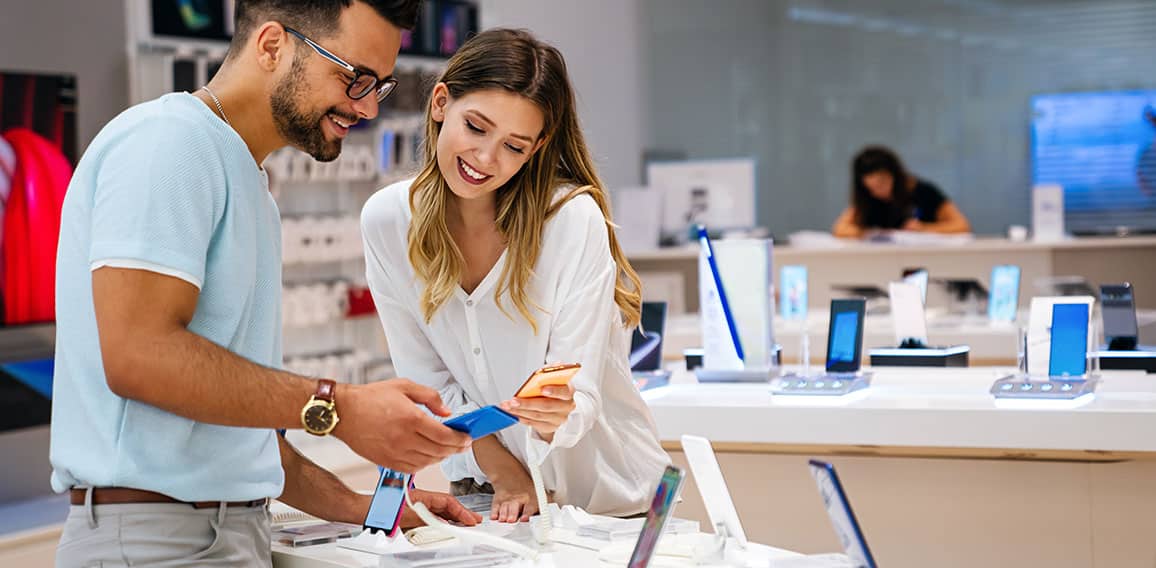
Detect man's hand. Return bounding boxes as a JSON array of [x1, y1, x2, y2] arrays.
[[399, 489, 483, 529], [499, 385, 576, 443], [334, 379, 472, 473]]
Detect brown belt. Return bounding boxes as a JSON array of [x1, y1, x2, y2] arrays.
[[70, 487, 267, 510]]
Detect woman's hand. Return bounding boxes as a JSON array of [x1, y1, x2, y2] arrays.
[[901, 218, 925, 232], [489, 462, 539, 523], [499, 384, 576, 442]]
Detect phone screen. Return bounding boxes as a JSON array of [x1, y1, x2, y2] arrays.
[[628, 466, 685, 568], [780, 266, 808, 320], [827, 299, 866, 373], [364, 468, 407, 536], [1101, 285, 1139, 347], [987, 265, 1021, 322], [1048, 303, 1089, 378]]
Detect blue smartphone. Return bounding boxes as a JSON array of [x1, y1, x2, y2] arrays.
[[987, 265, 1021, 322], [364, 468, 410, 536], [826, 299, 866, 374], [808, 460, 877, 568], [1049, 302, 1089, 378], [443, 406, 519, 439], [628, 465, 686, 568], [780, 265, 808, 320]]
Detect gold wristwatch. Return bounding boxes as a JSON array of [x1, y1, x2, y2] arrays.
[[301, 379, 339, 436]]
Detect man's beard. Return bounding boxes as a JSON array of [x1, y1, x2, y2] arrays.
[[270, 54, 355, 162]]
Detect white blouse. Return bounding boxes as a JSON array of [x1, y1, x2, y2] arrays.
[[361, 180, 670, 516]]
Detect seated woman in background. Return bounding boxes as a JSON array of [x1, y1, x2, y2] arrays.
[[831, 146, 971, 238]]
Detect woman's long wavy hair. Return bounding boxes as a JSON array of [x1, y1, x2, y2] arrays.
[[407, 28, 642, 333]]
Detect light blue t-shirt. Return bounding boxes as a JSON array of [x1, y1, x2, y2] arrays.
[[51, 92, 285, 501]]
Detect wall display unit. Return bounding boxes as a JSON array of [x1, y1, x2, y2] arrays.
[[1031, 90, 1156, 235]]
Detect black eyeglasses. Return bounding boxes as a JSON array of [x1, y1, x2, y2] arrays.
[[284, 26, 398, 103]]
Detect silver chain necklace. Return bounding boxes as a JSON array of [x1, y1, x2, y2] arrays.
[[200, 86, 231, 126]]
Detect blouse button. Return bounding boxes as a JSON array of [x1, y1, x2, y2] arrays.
[[473, 347, 481, 355], [466, 299, 474, 307]]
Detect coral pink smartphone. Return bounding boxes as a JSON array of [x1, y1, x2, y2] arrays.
[[514, 363, 581, 398]]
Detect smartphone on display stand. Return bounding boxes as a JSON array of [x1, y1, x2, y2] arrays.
[[1048, 302, 1090, 378], [1100, 284, 1139, 351], [627, 465, 686, 568], [987, 265, 1021, 323], [364, 468, 410, 537], [808, 460, 877, 568], [826, 299, 867, 375]]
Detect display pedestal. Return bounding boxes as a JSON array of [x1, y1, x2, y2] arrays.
[[773, 373, 872, 396], [869, 345, 970, 367], [695, 344, 782, 383], [1093, 348, 1156, 373], [989, 375, 1099, 400], [336, 528, 415, 556]]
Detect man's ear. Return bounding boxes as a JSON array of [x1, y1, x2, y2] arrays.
[[253, 22, 290, 72], [430, 83, 450, 123]]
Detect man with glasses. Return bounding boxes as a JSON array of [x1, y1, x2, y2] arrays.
[[52, 2, 479, 565]]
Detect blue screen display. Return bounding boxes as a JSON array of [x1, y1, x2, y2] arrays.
[[828, 311, 860, 364], [1049, 303, 1089, 377], [1031, 90, 1156, 233], [987, 265, 1021, 322], [780, 266, 808, 320], [364, 468, 407, 533]]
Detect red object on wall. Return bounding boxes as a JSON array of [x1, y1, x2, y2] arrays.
[[346, 285, 377, 318], [2, 128, 72, 325]]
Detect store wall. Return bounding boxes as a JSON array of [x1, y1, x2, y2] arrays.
[[643, 0, 1156, 236], [0, 0, 130, 153], [479, 0, 649, 190]]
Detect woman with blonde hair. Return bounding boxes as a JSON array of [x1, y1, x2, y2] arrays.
[[361, 28, 669, 520]]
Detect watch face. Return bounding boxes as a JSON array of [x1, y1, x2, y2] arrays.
[[303, 403, 335, 432]]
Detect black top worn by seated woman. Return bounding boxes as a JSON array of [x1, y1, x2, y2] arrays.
[[860, 179, 947, 230]]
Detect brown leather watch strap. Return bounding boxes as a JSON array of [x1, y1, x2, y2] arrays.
[[315, 379, 336, 403]]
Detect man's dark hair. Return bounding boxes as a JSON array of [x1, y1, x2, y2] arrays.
[[230, 0, 422, 54]]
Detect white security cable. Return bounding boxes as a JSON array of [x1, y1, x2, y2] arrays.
[[402, 474, 540, 560], [529, 461, 552, 547]]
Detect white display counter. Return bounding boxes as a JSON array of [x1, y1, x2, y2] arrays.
[[648, 367, 1156, 568], [272, 531, 804, 568]]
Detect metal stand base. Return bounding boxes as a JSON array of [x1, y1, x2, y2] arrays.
[[773, 372, 873, 396], [990, 375, 1099, 400]]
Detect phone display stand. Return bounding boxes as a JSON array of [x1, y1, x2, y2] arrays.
[[869, 345, 970, 368], [1092, 348, 1156, 373], [990, 326, 1100, 400], [989, 375, 1099, 400], [774, 372, 873, 396], [869, 281, 970, 367], [695, 344, 782, 383], [337, 528, 418, 556]]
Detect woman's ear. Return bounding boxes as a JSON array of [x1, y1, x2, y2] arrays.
[[430, 83, 450, 123]]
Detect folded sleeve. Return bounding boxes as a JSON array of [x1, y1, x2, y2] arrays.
[[88, 118, 227, 288]]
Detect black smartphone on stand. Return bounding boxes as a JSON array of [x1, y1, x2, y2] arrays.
[[1100, 284, 1139, 351], [826, 299, 867, 374]]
